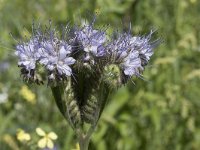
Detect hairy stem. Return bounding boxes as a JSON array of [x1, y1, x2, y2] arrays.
[[78, 125, 96, 150], [78, 134, 90, 150]]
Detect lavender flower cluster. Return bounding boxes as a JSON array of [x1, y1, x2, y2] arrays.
[[15, 22, 158, 84]]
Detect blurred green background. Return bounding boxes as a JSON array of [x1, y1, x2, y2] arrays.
[[0, 0, 200, 150]]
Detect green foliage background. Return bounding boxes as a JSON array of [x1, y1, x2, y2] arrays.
[[0, 0, 200, 149]]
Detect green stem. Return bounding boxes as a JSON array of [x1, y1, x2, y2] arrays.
[[79, 134, 89, 150], [78, 125, 96, 150]]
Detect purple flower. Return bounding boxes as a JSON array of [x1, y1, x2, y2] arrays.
[[107, 33, 131, 59], [107, 31, 157, 76], [38, 40, 75, 76], [15, 21, 159, 85], [15, 39, 40, 71], [74, 25, 106, 57], [122, 50, 141, 76], [107, 33, 141, 76], [129, 31, 155, 66]]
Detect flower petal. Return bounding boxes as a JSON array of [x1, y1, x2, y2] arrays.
[[47, 139, 54, 149], [64, 57, 76, 65], [59, 46, 68, 60], [48, 132, 58, 140], [38, 138, 47, 148], [57, 64, 72, 76], [17, 129, 31, 142], [36, 128, 46, 136]]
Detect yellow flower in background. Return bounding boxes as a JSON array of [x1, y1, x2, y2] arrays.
[[190, 0, 196, 4], [95, 8, 101, 15], [72, 143, 80, 150], [21, 29, 31, 38], [36, 128, 58, 149], [16, 129, 31, 142], [20, 85, 36, 104]]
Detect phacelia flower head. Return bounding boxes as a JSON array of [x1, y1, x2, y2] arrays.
[[122, 50, 141, 76], [129, 30, 156, 67], [74, 24, 107, 59], [15, 38, 41, 79], [15, 20, 160, 145], [107, 33, 131, 60], [15, 21, 159, 86], [38, 40, 75, 77], [107, 33, 141, 77], [15, 39, 39, 70], [107, 31, 159, 77], [15, 25, 76, 84]]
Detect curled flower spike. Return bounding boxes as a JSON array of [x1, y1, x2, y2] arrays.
[[122, 50, 141, 76], [74, 24, 107, 59], [39, 40, 75, 77], [107, 33, 141, 77], [107, 31, 158, 77], [15, 26, 76, 84], [15, 39, 40, 70], [130, 31, 155, 68], [15, 39, 40, 79]]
